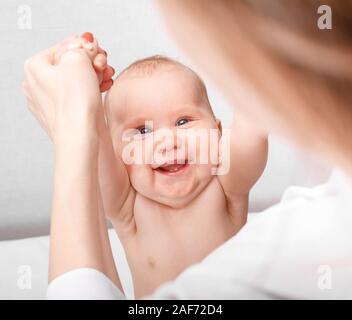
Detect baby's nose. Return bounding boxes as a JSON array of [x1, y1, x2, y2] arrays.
[[154, 130, 181, 154], [157, 136, 178, 153]]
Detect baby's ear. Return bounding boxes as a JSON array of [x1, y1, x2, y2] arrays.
[[215, 118, 222, 135]]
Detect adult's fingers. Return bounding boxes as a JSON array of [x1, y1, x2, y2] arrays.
[[53, 35, 79, 64], [24, 54, 54, 85], [99, 66, 116, 92], [42, 37, 76, 65], [54, 36, 98, 65], [97, 45, 107, 57], [100, 79, 113, 92], [25, 36, 79, 83], [102, 66, 115, 82], [96, 70, 104, 84], [97, 64, 115, 86]]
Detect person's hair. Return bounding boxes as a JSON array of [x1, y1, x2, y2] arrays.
[[115, 54, 210, 104], [104, 55, 214, 128], [218, 1, 352, 139], [158, 0, 352, 171], [118, 55, 184, 76]]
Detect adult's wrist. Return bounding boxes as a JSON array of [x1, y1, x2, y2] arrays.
[[54, 102, 101, 147]]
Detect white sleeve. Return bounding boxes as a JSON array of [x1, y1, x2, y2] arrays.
[[46, 268, 126, 300]]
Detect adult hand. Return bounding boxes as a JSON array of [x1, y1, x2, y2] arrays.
[[53, 33, 115, 92], [23, 33, 113, 143], [24, 34, 123, 289]]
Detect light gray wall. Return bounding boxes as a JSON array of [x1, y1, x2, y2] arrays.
[[0, 0, 331, 240]]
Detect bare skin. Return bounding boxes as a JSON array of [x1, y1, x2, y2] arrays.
[[26, 0, 352, 300], [23, 34, 122, 292], [24, 34, 267, 299], [155, 0, 352, 176], [100, 67, 268, 297]]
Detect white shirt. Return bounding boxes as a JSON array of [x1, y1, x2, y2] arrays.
[[47, 169, 352, 299]]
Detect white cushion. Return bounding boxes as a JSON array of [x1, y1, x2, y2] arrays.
[[0, 229, 134, 299]]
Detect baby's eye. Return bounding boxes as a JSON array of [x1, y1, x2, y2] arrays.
[[137, 126, 152, 135], [175, 118, 190, 126]]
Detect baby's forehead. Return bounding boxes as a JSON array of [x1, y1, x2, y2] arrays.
[[105, 67, 207, 123]]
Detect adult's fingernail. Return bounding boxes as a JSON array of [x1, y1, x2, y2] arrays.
[[81, 32, 94, 43], [83, 42, 94, 51]]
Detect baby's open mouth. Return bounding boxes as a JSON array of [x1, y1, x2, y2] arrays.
[[154, 159, 189, 176]]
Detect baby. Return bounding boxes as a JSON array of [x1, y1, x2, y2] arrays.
[[57, 35, 268, 298]]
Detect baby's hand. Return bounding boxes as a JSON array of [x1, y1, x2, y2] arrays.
[[54, 32, 115, 92]]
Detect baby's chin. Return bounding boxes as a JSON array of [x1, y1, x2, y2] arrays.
[[140, 175, 212, 209], [153, 191, 199, 209], [141, 185, 196, 209]]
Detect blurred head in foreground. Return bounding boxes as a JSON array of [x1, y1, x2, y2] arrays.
[[156, 0, 352, 175]]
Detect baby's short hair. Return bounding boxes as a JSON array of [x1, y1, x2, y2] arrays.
[[118, 55, 178, 77], [104, 55, 214, 127], [116, 55, 210, 104]]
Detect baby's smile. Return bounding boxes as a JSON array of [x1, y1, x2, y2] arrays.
[[153, 159, 190, 176], [104, 60, 223, 206]]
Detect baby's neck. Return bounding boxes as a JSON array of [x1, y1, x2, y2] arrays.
[[135, 177, 240, 256]]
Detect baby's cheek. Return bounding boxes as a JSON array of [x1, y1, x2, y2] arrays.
[[128, 164, 151, 193], [121, 139, 145, 166], [189, 129, 220, 165]]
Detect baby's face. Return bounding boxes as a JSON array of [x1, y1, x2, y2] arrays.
[[106, 67, 221, 208]]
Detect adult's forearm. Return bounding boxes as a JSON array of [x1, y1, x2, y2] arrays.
[[49, 121, 106, 282]]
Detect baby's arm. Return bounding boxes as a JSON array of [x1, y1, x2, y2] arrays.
[[218, 112, 268, 222], [97, 111, 135, 235]]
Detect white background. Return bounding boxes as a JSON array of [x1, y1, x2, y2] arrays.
[[0, 0, 331, 240]]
